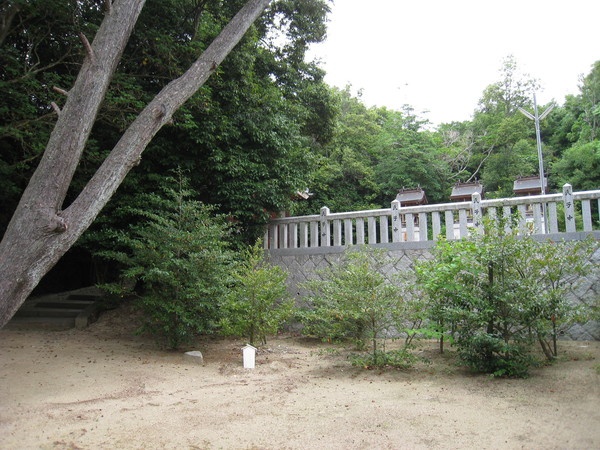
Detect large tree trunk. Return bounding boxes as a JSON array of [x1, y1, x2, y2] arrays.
[[0, 0, 272, 328]]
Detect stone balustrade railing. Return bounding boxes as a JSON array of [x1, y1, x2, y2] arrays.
[[265, 183, 600, 251]]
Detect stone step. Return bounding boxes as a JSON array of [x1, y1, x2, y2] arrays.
[[34, 300, 95, 309], [8, 288, 104, 329], [4, 316, 76, 330], [67, 294, 101, 301], [15, 307, 82, 318]]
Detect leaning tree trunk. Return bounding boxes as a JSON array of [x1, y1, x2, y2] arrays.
[[0, 0, 272, 328]]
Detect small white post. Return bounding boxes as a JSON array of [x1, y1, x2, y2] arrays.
[[242, 344, 256, 369], [299, 222, 308, 248], [310, 221, 319, 247], [582, 200, 592, 231], [269, 223, 278, 249], [458, 209, 468, 238], [445, 210, 454, 240], [290, 222, 298, 248], [419, 212, 428, 241], [368, 216, 377, 244], [432, 211, 441, 240], [503, 206, 512, 233], [406, 213, 415, 241], [547, 202, 558, 234], [279, 223, 288, 249], [320, 206, 330, 247], [333, 219, 342, 246], [344, 218, 353, 246], [356, 217, 365, 244], [379, 215, 389, 243]]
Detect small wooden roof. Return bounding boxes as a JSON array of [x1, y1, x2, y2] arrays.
[[450, 181, 484, 202], [395, 187, 428, 206], [292, 189, 312, 200], [513, 176, 548, 195]]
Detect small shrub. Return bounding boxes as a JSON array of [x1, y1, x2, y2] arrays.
[[351, 349, 423, 370], [415, 214, 598, 377], [531, 236, 598, 359], [219, 240, 294, 346], [300, 247, 406, 360], [97, 171, 235, 349], [457, 333, 532, 378]]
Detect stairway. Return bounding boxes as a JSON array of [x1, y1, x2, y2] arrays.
[[8, 288, 103, 330]]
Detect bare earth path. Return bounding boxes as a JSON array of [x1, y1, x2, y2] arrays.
[[1, 304, 599, 449]]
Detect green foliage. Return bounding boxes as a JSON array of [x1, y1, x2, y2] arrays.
[[476, 55, 539, 117], [219, 240, 294, 346], [374, 109, 451, 204], [551, 140, 600, 191], [415, 215, 598, 376], [440, 56, 546, 193], [530, 236, 598, 359], [457, 333, 531, 378], [0, 0, 102, 231], [97, 172, 235, 349], [397, 291, 443, 348], [2, 0, 597, 304], [299, 247, 405, 358], [350, 348, 422, 370], [297, 87, 381, 213], [99, 0, 336, 243], [481, 138, 540, 198], [1, 0, 335, 284], [577, 61, 600, 142]]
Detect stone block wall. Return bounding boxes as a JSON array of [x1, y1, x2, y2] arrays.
[[267, 237, 600, 341]]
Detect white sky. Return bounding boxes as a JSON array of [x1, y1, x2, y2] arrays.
[[307, 0, 600, 127]]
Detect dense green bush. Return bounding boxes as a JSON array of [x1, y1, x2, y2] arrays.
[[219, 240, 294, 346], [416, 215, 597, 377], [530, 236, 598, 359], [457, 333, 532, 378], [98, 172, 235, 349], [299, 247, 408, 364]]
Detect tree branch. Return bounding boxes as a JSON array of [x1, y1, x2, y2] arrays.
[[50, 102, 61, 116], [64, 0, 273, 231], [467, 146, 494, 182], [0, 0, 274, 329], [5, 52, 74, 85], [78, 32, 95, 63], [53, 86, 69, 97]]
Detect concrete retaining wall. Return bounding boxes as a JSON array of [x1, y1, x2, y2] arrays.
[[267, 233, 600, 341]]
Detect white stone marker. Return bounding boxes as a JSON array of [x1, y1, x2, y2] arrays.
[[242, 344, 257, 369], [184, 350, 204, 365]]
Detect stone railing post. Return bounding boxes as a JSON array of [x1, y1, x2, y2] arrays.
[[563, 183, 576, 232], [471, 192, 483, 234], [320, 206, 330, 247], [391, 200, 402, 242], [269, 223, 278, 249]]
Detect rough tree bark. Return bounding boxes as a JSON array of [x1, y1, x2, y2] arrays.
[[0, 0, 273, 328]]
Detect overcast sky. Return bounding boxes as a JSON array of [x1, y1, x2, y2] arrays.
[[307, 0, 599, 126]]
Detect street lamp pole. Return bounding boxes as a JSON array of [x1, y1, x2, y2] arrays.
[[518, 93, 554, 232]]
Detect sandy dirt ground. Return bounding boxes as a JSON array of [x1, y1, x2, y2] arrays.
[[1, 302, 599, 450]]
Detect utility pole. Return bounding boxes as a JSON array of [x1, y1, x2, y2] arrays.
[[518, 93, 554, 233]]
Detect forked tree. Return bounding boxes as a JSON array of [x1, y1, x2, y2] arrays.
[[0, 0, 272, 328]]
